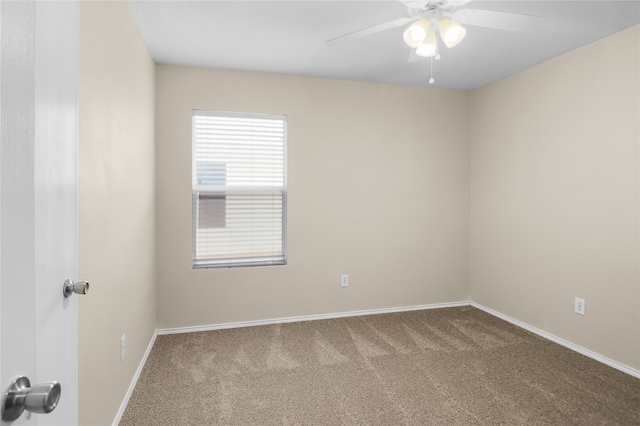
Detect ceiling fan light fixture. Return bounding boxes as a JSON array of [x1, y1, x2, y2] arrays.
[[415, 30, 437, 57], [403, 19, 431, 48], [437, 18, 467, 48]]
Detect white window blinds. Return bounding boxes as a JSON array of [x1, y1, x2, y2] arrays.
[[192, 110, 287, 268]]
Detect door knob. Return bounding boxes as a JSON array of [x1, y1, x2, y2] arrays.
[[2, 376, 61, 421], [63, 278, 89, 298]]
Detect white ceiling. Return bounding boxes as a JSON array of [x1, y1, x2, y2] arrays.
[[129, 0, 640, 91]]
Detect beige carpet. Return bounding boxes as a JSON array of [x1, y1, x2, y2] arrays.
[[120, 307, 640, 425]]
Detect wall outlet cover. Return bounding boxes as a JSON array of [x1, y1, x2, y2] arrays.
[[341, 274, 349, 288], [575, 297, 585, 315], [120, 334, 127, 360]]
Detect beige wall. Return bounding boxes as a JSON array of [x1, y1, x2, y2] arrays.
[[470, 26, 639, 369], [78, 1, 156, 425], [156, 66, 471, 329], [77, 14, 638, 422]]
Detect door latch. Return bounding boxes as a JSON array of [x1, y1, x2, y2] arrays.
[[63, 278, 89, 298]]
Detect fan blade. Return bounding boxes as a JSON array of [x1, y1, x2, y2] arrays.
[[396, 0, 428, 8], [448, 0, 473, 7], [326, 16, 413, 45], [452, 8, 538, 32], [398, 0, 472, 12]]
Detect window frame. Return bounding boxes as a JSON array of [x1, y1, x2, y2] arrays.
[[191, 110, 288, 269]]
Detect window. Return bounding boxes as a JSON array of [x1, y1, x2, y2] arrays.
[[192, 110, 287, 268]]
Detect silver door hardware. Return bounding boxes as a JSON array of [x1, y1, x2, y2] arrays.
[[63, 278, 89, 298], [2, 376, 61, 421]]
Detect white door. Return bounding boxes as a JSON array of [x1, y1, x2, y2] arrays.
[[1, 1, 79, 425]]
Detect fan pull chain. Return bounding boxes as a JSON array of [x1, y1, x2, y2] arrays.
[[428, 37, 439, 85], [429, 56, 435, 84]]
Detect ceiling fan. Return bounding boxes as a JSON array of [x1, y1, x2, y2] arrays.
[[326, 0, 538, 67]]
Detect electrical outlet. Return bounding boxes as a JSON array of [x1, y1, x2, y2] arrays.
[[575, 297, 585, 315], [120, 334, 126, 360], [341, 274, 349, 288]]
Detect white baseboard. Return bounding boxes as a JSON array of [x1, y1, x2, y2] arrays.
[[112, 329, 158, 426], [471, 301, 640, 379], [157, 301, 471, 335]]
